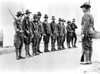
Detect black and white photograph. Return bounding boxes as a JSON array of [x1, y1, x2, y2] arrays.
[[0, 0, 100, 74]]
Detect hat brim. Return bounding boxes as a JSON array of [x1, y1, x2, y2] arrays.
[[25, 12, 31, 14], [80, 5, 91, 8], [16, 14, 24, 17]]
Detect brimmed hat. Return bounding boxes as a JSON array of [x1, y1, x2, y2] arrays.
[[25, 9, 31, 14], [44, 14, 48, 18], [37, 12, 42, 16], [80, 2, 91, 8], [62, 19, 66, 22], [67, 20, 71, 23], [51, 16, 55, 20], [58, 18, 62, 21], [16, 11, 24, 17], [33, 14, 38, 19]]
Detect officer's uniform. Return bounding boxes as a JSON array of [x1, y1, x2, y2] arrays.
[[61, 19, 66, 49], [42, 14, 51, 52], [80, 2, 94, 64], [66, 21, 73, 48], [71, 21, 78, 47], [22, 9, 31, 57], [14, 11, 24, 60], [57, 18, 63, 50], [50, 16, 57, 51], [31, 14, 40, 55]]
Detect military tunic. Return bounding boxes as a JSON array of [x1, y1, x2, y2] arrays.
[[81, 12, 94, 51]]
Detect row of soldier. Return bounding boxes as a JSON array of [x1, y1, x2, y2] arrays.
[[14, 9, 78, 60]]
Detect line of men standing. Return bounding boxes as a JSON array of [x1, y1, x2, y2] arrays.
[[13, 9, 78, 60]]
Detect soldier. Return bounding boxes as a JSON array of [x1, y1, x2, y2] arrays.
[[14, 11, 25, 60], [80, 2, 94, 64], [22, 9, 32, 57], [31, 14, 40, 56], [37, 12, 43, 53], [66, 20, 73, 48], [42, 14, 51, 52], [57, 18, 63, 50], [71, 18, 78, 48], [61, 19, 66, 49], [50, 16, 57, 51]]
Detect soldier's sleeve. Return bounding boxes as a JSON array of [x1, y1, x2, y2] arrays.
[[13, 21, 20, 32], [74, 23, 78, 29]]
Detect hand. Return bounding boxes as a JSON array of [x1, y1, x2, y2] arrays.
[[81, 34, 84, 39]]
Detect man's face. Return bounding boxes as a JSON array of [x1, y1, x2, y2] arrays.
[[45, 17, 48, 21], [26, 13, 30, 17], [82, 7, 86, 13], [72, 19, 75, 23], [37, 15, 41, 20], [18, 15, 23, 20]]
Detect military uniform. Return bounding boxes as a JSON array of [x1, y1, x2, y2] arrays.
[[61, 20, 66, 49], [14, 11, 25, 60], [71, 21, 78, 47], [43, 14, 51, 52], [37, 12, 43, 53], [57, 18, 63, 50], [50, 16, 57, 51], [80, 2, 94, 64], [22, 10, 31, 57], [31, 14, 40, 55], [66, 21, 73, 48]]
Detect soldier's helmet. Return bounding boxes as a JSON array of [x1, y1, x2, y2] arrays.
[[67, 20, 71, 24], [16, 11, 24, 17], [58, 18, 62, 21], [44, 14, 48, 18], [37, 12, 42, 16], [25, 9, 31, 14], [51, 16, 55, 20], [80, 2, 91, 9], [33, 14, 38, 19]]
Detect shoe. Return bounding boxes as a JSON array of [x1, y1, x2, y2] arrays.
[[74, 45, 77, 48], [16, 57, 20, 60], [37, 50, 43, 53], [19, 56, 25, 59]]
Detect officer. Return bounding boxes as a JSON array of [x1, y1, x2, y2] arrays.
[[31, 14, 40, 56], [57, 18, 63, 50], [14, 11, 25, 60], [80, 2, 94, 64], [61, 19, 66, 49], [42, 14, 51, 52], [71, 18, 78, 48], [50, 16, 57, 51], [22, 9, 32, 57], [37, 12, 43, 53], [66, 20, 73, 48]]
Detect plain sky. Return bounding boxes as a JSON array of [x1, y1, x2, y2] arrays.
[[0, 0, 100, 46]]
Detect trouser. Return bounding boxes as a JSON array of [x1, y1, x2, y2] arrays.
[[14, 34, 23, 58], [32, 35, 39, 54], [57, 35, 63, 50], [81, 34, 93, 62], [43, 34, 50, 51], [72, 32, 77, 47], [24, 35, 31, 56], [62, 35, 65, 49], [51, 35, 56, 51], [66, 32, 72, 48], [37, 34, 42, 52]]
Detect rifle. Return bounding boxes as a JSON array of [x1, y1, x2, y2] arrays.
[[8, 9, 26, 38], [8, 9, 17, 21]]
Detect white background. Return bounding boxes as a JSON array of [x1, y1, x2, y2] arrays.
[[0, 0, 100, 46]]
